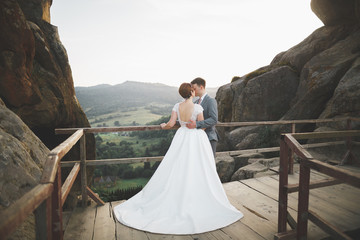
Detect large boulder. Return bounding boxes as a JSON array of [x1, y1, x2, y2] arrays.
[[311, 0, 360, 26], [0, 1, 95, 160], [231, 66, 299, 122], [215, 154, 235, 183], [216, 0, 360, 152], [319, 57, 360, 122], [282, 27, 360, 121], [0, 98, 49, 239], [0, 0, 95, 213]]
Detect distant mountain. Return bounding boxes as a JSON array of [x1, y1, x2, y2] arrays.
[[75, 81, 218, 118]]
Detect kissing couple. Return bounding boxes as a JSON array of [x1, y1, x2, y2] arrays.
[[114, 78, 243, 234]]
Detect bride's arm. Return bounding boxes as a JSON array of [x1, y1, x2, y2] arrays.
[[160, 111, 177, 129]]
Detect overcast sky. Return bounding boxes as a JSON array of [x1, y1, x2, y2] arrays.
[[51, 0, 323, 88]]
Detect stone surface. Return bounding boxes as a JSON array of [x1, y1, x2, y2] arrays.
[[319, 57, 360, 123], [282, 27, 360, 121], [231, 162, 268, 181], [0, 98, 49, 239], [0, 1, 95, 161], [254, 170, 277, 178], [311, 0, 360, 26], [231, 66, 299, 122], [215, 154, 235, 183], [217, 23, 360, 152], [271, 25, 354, 72], [233, 153, 264, 171]]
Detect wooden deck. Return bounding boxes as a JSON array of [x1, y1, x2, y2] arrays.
[[63, 165, 360, 240]]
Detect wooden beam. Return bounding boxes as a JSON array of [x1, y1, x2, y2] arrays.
[[86, 186, 105, 206], [61, 163, 80, 207], [287, 211, 297, 230], [303, 159, 360, 188], [51, 167, 63, 240], [35, 197, 52, 240], [297, 163, 311, 240], [80, 135, 87, 207], [217, 117, 349, 127], [40, 154, 59, 183], [60, 156, 164, 167], [60, 141, 345, 168], [55, 117, 355, 134], [0, 184, 53, 239], [55, 125, 179, 134], [284, 134, 313, 160], [308, 210, 352, 240], [50, 129, 83, 160], [285, 178, 343, 193], [278, 138, 290, 233], [291, 130, 360, 140], [274, 229, 296, 240], [349, 117, 360, 122]]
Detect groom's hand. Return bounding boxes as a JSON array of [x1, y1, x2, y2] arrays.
[[186, 120, 196, 129]]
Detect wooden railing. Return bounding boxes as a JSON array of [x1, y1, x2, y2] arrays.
[[0, 117, 359, 240], [275, 130, 360, 240], [0, 129, 84, 240]]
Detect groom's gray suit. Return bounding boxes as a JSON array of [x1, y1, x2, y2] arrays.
[[196, 94, 219, 157]]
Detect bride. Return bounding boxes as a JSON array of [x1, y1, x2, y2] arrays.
[[113, 83, 243, 234]]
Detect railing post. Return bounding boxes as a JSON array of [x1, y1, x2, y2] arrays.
[[35, 197, 52, 240], [341, 118, 353, 165], [289, 123, 296, 174], [52, 166, 63, 240], [80, 134, 87, 207], [297, 160, 311, 240], [278, 136, 290, 234]]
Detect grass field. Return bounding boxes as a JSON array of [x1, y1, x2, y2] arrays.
[[93, 178, 149, 193], [96, 133, 164, 157], [88, 106, 167, 127]]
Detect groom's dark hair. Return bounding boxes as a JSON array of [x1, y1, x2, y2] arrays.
[[191, 77, 206, 88]]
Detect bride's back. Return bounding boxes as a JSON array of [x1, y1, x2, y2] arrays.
[[179, 101, 194, 123]]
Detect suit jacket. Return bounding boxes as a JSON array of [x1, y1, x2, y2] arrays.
[[196, 94, 219, 141]]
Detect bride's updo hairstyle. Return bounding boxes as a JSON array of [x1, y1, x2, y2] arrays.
[[179, 83, 192, 99]]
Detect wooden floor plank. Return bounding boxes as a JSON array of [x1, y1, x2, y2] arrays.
[[251, 176, 360, 234], [64, 167, 360, 240], [146, 232, 194, 240], [225, 180, 330, 240], [207, 229, 233, 240], [93, 202, 116, 240], [112, 200, 150, 240], [63, 203, 96, 240], [221, 220, 265, 240], [116, 220, 135, 240], [223, 182, 279, 240]]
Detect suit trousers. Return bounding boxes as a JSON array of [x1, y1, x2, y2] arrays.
[[210, 140, 217, 158]]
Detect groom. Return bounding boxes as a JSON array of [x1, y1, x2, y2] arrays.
[[186, 77, 219, 157]]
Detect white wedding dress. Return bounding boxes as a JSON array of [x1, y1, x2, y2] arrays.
[[113, 102, 243, 234]]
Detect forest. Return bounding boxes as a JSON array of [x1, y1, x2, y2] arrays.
[[92, 116, 175, 200]]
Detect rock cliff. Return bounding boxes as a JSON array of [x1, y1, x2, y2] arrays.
[[0, 0, 95, 238], [216, 0, 360, 152], [0, 0, 95, 166], [0, 98, 49, 239]]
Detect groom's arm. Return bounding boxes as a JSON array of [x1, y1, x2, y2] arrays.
[[196, 98, 218, 129]]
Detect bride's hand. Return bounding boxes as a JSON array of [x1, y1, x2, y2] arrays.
[[160, 123, 166, 129]]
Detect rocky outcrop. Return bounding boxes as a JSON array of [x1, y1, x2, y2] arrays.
[[216, 0, 360, 152], [0, 1, 94, 160], [0, 98, 49, 239], [311, 0, 360, 26], [215, 154, 235, 182]]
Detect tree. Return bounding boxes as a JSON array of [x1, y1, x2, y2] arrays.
[[144, 162, 151, 170], [114, 121, 120, 126]]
